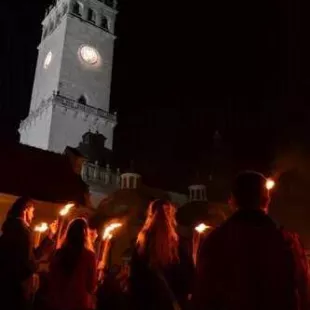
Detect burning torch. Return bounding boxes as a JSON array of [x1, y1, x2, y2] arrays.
[[265, 178, 275, 190], [98, 222, 122, 281], [193, 222, 212, 265], [57, 202, 75, 247], [34, 222, 49, 248]]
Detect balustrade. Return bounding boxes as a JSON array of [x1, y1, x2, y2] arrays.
[[81, 162, 120, 187]]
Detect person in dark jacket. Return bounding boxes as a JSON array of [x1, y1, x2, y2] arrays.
[[129, 199, 194, 310], [0, 196, 56, 310], [192, 171, 310, 310]]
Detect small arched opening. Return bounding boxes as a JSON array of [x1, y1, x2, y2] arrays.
[[78, 95, 87, 105], [72, 1, 83, 16], [48, 21, 55, 34], [101, 16, 108, 30], [88, 8, 96, 23], [42, 27, 47, 39]]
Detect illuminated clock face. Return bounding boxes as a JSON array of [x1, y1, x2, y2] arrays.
[[79, 45, 99, 65], [44, 51, 52, 69]]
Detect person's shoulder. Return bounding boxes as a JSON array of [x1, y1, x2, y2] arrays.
[[199, 226, 222, 251], [279, 228, 304, 249], [84, 247, 96, 260]]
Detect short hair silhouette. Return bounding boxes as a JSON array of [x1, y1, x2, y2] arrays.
[[232, 171, 269, 210]]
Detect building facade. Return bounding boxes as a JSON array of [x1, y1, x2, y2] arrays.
[[19, 0, 117, 153]]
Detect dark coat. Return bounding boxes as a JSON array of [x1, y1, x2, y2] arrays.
[[129, 237, 194, 310], [0, 218, 54, 310], [192, 209, 310, 310]]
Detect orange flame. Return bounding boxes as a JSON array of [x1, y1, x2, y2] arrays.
[[34, 222, 49, 233], [195, 223, 211, 233], [59, 203, 75, 216], [103, 223, 122, 240], [265, 179, 275, 190]]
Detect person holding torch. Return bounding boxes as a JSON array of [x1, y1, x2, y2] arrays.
[[192, 171, 310, 310], [0, 197, 57, 310]]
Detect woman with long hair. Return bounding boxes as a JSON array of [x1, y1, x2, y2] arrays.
[[46, 218, 97, 310], [130, 199, 194, 310]]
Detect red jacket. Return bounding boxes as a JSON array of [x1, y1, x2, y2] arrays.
[[192, 209, 310, 310]]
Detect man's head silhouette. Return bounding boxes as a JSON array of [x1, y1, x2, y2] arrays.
[[231, 171, 270, 212]]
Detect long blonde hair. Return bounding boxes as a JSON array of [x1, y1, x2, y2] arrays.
[[136, 199, 179, 267]]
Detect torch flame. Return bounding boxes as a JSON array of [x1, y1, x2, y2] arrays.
[[195, 223, 211, 234], [59, 203, 75, 216], [34, 222, 49, 233], [266, 179, 275, 190], [103, 223, 122, 240]]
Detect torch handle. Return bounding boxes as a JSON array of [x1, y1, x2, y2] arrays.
[[34, 232, 41, 249], [98, 240, 112, 282], [56, 217, 64, 249], [193, 232, 201, 266]]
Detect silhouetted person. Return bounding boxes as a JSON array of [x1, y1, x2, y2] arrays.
[[192, 171, 310, 310], [130, 199, 194, 310], [0, 196, 56, 310], [46, 218, 97, 310]]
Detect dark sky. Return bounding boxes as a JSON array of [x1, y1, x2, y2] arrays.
[[1, 0, 310, 191]]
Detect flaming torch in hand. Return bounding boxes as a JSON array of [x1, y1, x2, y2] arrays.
[[34, 222, 49, 248], [266, 179, 275, 190], [98, 222, 122, 281], [57, 203, 75, 247], [193, 223, 212, 265], [195, 223, 211, 234]]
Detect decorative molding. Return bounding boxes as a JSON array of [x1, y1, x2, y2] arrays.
[[54, 93, 117, 124], [19, 99, 53, 132], [19, 93, 117, 133], [82, 161, 120, 187]]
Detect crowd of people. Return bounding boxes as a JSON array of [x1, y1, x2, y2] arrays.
[[0, 171, 309, 310]]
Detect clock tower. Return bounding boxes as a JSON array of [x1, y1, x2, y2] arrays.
[[19, 0, 117, 153]]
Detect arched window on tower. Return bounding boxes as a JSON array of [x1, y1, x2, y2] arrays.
[[88, 8, 96, 23], [48, 21, 55, 34], [101, 16, 108, 30], [78, 95, 87, 105], [105, 0, 115, 8], [72, 2, 82, 16], [42, 27, 47, 39], [55, 13, 61, 27]]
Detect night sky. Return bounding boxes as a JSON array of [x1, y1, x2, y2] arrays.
[[1, 0, 310, 191]]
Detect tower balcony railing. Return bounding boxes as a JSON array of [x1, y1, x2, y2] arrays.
[[19, 93, 117, 131], [81, 161, 120, 186], [54, 93, 117, 122]]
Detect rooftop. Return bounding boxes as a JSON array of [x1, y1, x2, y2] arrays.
[[0, 141, 88, 205]]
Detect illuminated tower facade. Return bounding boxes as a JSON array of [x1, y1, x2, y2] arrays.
[[19, 0, 117, 153]]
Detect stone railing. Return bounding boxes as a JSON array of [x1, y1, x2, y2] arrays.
[[81, 161, 120, 186], [54, 94, 117, 122], [19, 93, 117, 131], [19, 99, 53, 131]]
